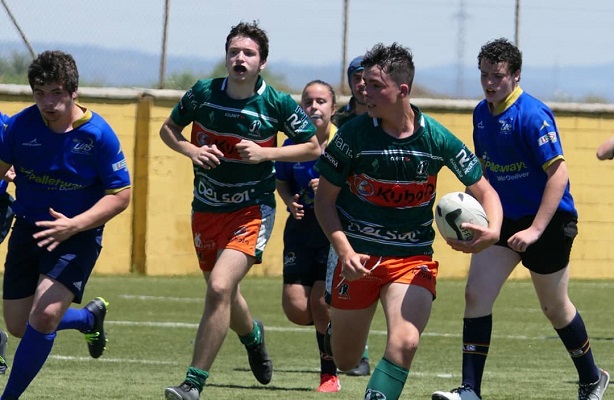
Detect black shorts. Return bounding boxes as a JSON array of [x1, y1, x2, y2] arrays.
[[282, 209, 330, 287], [3, 217, 103, 303], [496, 211, 577, 274]]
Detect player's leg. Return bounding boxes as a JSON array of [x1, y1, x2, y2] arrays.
[[366, 282, 432, 400], [531, 268, 608, 399], [329, 305, 376, 372], [311, 279, 340, 392], [2, 277, 73, 399], [433, 245, 519, 400]]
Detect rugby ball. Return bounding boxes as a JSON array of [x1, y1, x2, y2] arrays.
[[435, 192, 488, 241]]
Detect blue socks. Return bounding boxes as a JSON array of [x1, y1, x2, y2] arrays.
[[1, 323, 56, 399], [56, 307, 93, 332]]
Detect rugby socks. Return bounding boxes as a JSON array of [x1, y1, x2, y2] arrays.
[[56, 307, 93, 331], [1, 323, 56, 399], [239, 320, 261, 348], [365, 357, 408, 399], [316, 331, 337, 376], [461, 315, 492, 397], [185, 366, 209, 393], [362, 341, 370, 360], [555, 311, 599, 384]]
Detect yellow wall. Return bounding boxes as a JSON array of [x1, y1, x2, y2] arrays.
[[2, 94, 614, 279]]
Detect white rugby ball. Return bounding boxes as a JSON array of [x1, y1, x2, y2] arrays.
[[435, 192, 488, 241]]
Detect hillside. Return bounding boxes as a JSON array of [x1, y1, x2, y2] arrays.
[[1, 41, 613, 103]]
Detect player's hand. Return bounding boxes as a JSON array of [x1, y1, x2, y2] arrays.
[[507, 227, 540, 252], [3, 166, 15, 182], [33, 208, 79, 251], [290, 194, 304, 220], [236, 139, 267, 163], [309, 178, 320, 193], [446, 222, 499, 254], [190, 144, 223, 170], [339, 252, 371, 282]]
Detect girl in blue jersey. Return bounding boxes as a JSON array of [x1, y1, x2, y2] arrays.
[[432, 38, 609, 400], [276, 80, 340, 392], [0, 51, 131, 399], [315, 43, 503, 400]]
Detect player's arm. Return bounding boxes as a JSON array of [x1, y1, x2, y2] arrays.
[[314, 176, 369, 280], [0, 160, 11, 180], [596, 135, 614, 160], [160, 117, 223, 169], [506, 158, 567, 253], [276, 178, 304, 220], [448, 176, 503, 254], [33, 188, 131, 251], [236, 135, 320, 163]]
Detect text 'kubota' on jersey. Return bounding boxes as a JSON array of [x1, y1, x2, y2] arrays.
[[316, 106, 483, 257]]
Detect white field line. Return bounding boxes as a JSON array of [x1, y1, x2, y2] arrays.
[[105, 320, 549, 341]]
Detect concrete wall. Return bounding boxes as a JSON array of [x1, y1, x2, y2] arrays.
[[2, 86, 614, 279]]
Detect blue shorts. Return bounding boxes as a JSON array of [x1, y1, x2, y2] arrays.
[[3, 217, 103, 303], [282, 209, 330, 286]]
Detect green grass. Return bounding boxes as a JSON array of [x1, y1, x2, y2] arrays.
[[1, 276, 612, 399]]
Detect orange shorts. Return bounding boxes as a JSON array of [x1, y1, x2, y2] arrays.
[[191, 205, 275, 272], [328, 255, 439, 309]]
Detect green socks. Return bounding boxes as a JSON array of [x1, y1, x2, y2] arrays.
[[365, 357, 409, 400], [185, 366, 209, 393], [239, 320, 261, 348]]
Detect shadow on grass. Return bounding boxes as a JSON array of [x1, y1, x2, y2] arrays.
[[545, 335, 614, 341], [234, 366, 320, 374], [207, 382, 313, 392]]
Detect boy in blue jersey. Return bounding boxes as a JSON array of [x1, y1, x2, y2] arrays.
[[315, 42, 503, 400], [161, 21, 319, 400], [0, 50, 132, 399], [432, 38, 609, 400], [0, 112, 11, 375]]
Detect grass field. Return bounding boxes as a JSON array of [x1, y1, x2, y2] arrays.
[[0, 275, 612, 399]]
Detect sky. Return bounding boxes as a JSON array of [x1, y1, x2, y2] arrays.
[[1, 0, 613, 71]]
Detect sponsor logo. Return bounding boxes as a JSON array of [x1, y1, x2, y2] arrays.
[[284, 252, 297, 266], [332, 135, 352, 157], [499, 118, 513, 134], [364, 389, 387, 399], [71, 138, 95, 155], [22, 138, 42, 147], [112, 158, 127, 172], [347, 221, 421, 243], [537, 132, 557, 146], [348, 173, 436, 208]]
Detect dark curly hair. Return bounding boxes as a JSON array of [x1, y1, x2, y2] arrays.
[[477, 38, 522, 75], [28, 50, 79, 94], [225, 20, 269, 62], [362, 42, 415, 91]]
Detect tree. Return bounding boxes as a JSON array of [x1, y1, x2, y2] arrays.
[[162, 60, 291, 92], [0, 51, 31, 84]]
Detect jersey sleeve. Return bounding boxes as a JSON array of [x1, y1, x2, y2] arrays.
[[523, 107, 564, 170], [442, 129, 483, 186], [277, 93, 316, 144], [315, 127, 353, 187], [170, 80, 207, 127], [96, 121, 131, 192]]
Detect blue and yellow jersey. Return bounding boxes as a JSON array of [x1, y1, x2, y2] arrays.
[[0, 105, 131, 223], [316, 105, 482, 257], [275, 125, 337, 210], [473, 87, 577, 219], [171, 76, 316, 213]]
